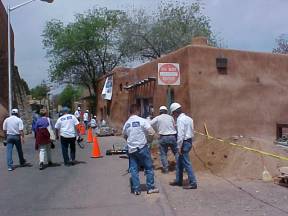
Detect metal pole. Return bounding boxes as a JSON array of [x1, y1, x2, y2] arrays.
[[47, 93, 50, 117], [10, 0, 36, 11], [7, 0, 49, 115], [167, 85, 171, 112], [7, 4, 12, 115]]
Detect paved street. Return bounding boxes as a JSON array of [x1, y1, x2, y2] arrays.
[[0, 135, 174, 216], [1, 135, 288, 216]]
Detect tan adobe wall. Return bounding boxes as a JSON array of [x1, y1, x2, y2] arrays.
[[0, 1, 9, 108], [96, 44, 288, 139], [186, 45, 288, 138]]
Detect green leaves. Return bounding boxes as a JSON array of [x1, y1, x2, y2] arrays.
[[120, 1, 217, 60], [57, 84, 82, 108], [273, 34, 288, 54], [42, 8, 126, 97], [30, 82, 49, 100]]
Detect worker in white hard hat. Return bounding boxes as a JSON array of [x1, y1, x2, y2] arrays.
[[169, 102, 197, 189], [150, 105, 178, 174]]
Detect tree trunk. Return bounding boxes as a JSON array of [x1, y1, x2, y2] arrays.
[[89, 81, 98, 115]]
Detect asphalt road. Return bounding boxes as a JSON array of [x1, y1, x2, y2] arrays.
[[0, 135, 175, 216], [1, 135, 288, 216]]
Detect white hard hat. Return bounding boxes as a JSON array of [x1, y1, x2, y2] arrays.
[[159, 106, 168, 111], [170, 102, 181, 113], [11, 108, 18, 114]]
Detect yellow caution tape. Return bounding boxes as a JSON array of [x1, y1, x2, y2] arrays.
[[194, 130, 288, 162], [204, 123, 212, 139]]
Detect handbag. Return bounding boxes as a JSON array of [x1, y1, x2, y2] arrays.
[[47, 117, 56, 141], [50, 141, 55, 149]]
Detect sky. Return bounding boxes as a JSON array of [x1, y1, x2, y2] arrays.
[[1, 0, 288, 89]]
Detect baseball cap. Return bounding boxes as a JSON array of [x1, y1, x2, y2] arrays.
[[61, 107, 70, 113], [11, 108, 18, 114]]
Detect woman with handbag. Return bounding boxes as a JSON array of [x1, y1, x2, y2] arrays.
[[35, 109, 54, 170]]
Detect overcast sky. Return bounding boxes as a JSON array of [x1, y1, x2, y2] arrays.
[[1, 0, 288, 88]]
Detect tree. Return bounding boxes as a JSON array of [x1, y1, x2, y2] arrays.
[[120, 1, 217, 61], [30, 82, 49, 101], [42, 8, 127, 107], [273, 34, 288, 54], [57, 84, 82, 108]]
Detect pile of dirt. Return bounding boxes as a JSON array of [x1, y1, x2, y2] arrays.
[[191, 134, 288, 180]]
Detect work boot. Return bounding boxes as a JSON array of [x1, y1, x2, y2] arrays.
[[147, 188, 159, 194], [169, 181, 182, 186], [64, 163, 71, 167], [20, 159, 28, 167], [183, 184, 197, 190], [134, 191, 141, 196], [39, 162, 44, 170], [8, 167, 13, 171], [48, 161, 53, 166]]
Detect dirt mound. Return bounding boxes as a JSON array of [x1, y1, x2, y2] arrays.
[[191, 134, 288, 180]]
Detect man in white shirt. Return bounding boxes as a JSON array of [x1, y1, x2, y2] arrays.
[[83, 110, 89, 130], [169, 103, 197, 189], [55, 107, 79, 166], [123, 104, 159, 195], [74, 107, 81, 121], [2, 109, 27, 171], [150, 106, 178, 174]]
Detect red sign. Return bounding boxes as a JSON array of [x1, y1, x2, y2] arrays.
[[158, 63, 180, 85]]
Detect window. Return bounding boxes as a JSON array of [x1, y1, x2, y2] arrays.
[[216, 57, 228, 75]]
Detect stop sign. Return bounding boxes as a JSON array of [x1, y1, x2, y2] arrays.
[[158, 63, 180, 85]]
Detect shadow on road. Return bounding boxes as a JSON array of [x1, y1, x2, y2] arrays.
[[71, 160, 87, 165], [13, 163, 33, 169]]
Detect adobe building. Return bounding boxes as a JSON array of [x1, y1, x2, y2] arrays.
[[96, 37, 288, 140], [0, 1, 10, 136], [0, 1, 32, 136], [0, 1, 12, 110]]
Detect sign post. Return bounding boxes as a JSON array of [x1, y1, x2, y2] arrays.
[[158, 63, 180, 109]]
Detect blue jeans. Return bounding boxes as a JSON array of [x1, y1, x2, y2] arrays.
[[159, 135, 178, 172], [6, 135, 25, 168], [60, 136, 76, 164], [84, 121, 89, 130], [176, 139, 197, 185], [129, 145, 155, 192]]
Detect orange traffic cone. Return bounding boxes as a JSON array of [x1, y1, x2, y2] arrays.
[[91, 136, 103, 158], [87, 128, 93, 143]]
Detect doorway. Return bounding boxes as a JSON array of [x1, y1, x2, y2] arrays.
[[136, 97, 153, 118]]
